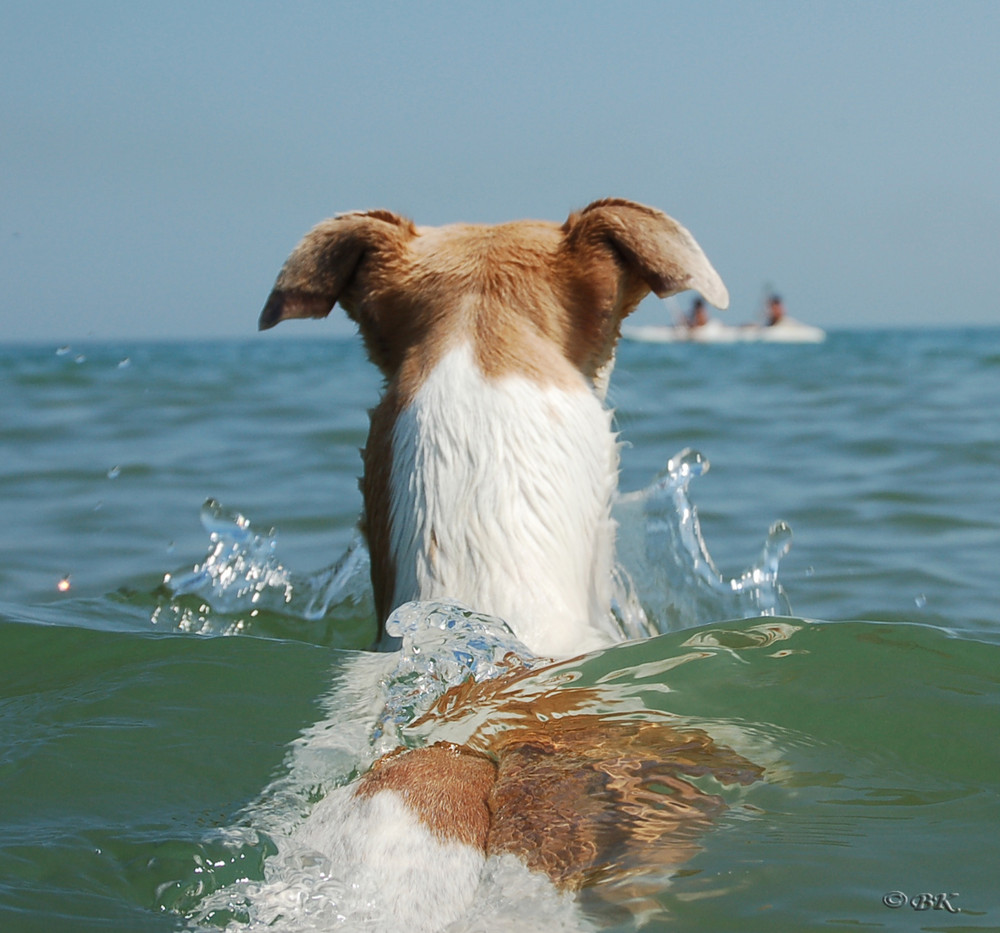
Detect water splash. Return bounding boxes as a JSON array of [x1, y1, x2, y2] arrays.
[[373, 600, 546, 751], [163, 499, 289, 608], [153, 499, 374, 641], [153, 447, 790, 641], [614, 448, 792, 631]]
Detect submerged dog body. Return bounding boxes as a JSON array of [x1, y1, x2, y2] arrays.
[[260, 199, 728, 657]]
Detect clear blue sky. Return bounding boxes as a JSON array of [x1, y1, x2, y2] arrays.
[[2, 1, 998, 342]]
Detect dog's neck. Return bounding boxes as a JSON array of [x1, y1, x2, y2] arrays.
[[382, 342, 622, 657]]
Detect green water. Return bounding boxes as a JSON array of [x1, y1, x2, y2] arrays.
[[1, 615, 996, 930]]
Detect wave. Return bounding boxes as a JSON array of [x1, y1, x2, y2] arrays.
[[3, 604, 997, 930]]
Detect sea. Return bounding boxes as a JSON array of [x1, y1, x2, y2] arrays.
[[1, 327, 998, 932]]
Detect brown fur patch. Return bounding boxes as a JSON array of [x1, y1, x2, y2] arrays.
[[356, 742, 497, 850], [360, 385, 402, 625], [486, 716, 761, 890]]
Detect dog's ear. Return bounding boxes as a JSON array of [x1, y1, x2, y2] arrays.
[[564, 199, 729, 310], [259, 210, 414, 331]]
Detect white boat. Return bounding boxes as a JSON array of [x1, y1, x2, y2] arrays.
[[623, 316, 826, 345]]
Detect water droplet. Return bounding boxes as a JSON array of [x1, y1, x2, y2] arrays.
[[117, 357, 131, 369], [57, 575, 72, 593], [666, 447, 709, 481], [764, 521, 793, 561], [914, 594, 927, 609], [200, 498, 251, 539], [107, 465, 121, 479], [56, 345, 71, 356]]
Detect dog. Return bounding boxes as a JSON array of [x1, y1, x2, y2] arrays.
[[259, 200, 744, 930]]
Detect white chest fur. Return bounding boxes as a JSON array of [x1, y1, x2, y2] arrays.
[[389, 344, 623, 657]]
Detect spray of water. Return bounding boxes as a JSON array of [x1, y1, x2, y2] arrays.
[[156, 448, 791, 640], [153, 500, 373, 641], [614, 448, 792, 631]]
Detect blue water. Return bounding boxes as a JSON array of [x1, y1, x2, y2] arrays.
[[1, 329, 998, 931]]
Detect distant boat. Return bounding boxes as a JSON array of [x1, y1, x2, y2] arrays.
[[623, 316, 826, 344]]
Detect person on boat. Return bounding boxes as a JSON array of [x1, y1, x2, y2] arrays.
[[766, 294, 786, 326], [686, 297, 709, 329]]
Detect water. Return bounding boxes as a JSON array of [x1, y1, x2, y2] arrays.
[[1, 329, 998, 931]]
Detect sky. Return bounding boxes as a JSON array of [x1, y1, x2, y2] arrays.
[[2, 0, 998, 343]]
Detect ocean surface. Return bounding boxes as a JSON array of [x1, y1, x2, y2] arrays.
[[1, 328, 998, 932]]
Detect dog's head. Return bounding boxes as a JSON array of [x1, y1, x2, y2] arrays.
[[259, 199, 727, 396]]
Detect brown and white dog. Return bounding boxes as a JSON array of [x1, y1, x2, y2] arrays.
[[259, 200, 746, 929]]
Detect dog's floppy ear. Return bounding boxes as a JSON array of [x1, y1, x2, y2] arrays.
[[259, 210, 414, 331], [565, 199, 729, 309]]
